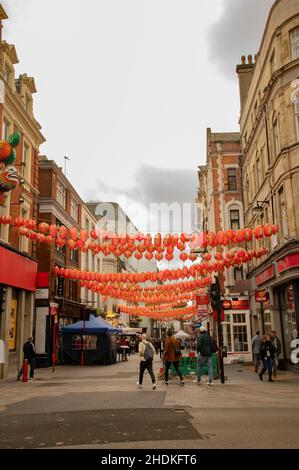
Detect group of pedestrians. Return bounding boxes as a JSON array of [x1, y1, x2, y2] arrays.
[[252, 330, 282, 382], [136, 326, 217, 389]]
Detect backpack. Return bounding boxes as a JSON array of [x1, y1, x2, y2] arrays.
[[144, 343, 154, 361]]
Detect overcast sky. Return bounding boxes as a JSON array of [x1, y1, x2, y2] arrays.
[[2, 0, 274, 231]]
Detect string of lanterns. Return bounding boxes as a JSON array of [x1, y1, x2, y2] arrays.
[[0, 215, 278, 262]]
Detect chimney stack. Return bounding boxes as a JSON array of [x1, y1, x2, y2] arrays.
[[236, 55, 255, 110]]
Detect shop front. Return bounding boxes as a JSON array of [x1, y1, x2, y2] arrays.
[[0, 244, 37, 378], [253, 250, 299, 368], [221, 298, 252, 363]]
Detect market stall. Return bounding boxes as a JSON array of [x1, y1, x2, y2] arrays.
[[62, 314, 121, 365]]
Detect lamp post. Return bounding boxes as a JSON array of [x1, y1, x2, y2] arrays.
[[211, 276, 225, 384]]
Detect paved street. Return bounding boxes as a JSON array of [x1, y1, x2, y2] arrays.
[[0, 354, 299, 449]]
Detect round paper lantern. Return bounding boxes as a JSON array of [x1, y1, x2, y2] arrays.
[[244, 227, 253, 241], [236, 229, 245, 243], [263, 224, 273, 237], [254, 225, 263, 239], [271, 224, 279, 235], [49, 224, 57, 238], [155, 253, 163, 261], [37, 233, 47, 243], [145, 252, 153, 260], [189, 253, 197, 262], [25, 219, 36, 230], [38, 222, 49, 234], [216, 231, 225, 245], [203, 253, 211, 262], [180, 252, 188, 262], [59, 225, 68, 239], [215, 252, 223, 261], [0, 214, 12, 224], [19, 227, 28, 236], [80, 229, 88, 242], [14, 216, 25, 227]]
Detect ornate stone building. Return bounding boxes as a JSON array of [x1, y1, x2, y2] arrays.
[[236, 0, 299, 365]]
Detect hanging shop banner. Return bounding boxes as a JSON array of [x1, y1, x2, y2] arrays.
[[9, 298, 17, 351], [50, 302, 59, 316], [255, 290, 268, 303]]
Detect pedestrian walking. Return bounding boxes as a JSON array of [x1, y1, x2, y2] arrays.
[[259, 335, 277, 382], [17, 336, 36, 381], [252, 331, 262, 373], [195, 326, 217, 386], [137, 333, 157, 389], [159, 337, 164, 359], [162, 330, 184, 386], [270, 330, 282, 378]]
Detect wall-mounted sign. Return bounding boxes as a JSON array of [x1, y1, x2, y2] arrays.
[[277, 253, 299, 274], [35, 288, 49, 300], [255, 265, 275, 286], [222, 300, 232, 310], [255, 290, 268, 303]]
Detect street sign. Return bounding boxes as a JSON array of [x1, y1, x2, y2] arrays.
[[35, 288, 49, 300]]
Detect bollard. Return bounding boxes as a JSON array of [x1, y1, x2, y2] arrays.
[[80, 351, 84, 366], [22, 359, 28, 383]]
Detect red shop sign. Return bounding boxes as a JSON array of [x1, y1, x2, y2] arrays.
[[255, 289, 268, 303], [50, 303, 59, 316], [231, 299, 249, 310], [255, 265, 275, 286], [277, 253, 299, 274], [222, 300, 232, 310]]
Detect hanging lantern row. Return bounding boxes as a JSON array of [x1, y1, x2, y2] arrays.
[[118, 304, 197, 319], [52, 246, 268, 288], [0, 216, 278, 259]]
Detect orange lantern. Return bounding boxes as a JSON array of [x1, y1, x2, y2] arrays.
[[25, 219, 36, 230], [14, 216, 25, 227], [49, 224, 57, 238], [180, 252, 188, 262], [38, 222, 49, 234]]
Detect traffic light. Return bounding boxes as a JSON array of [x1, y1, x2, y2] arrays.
[[210, 277, 221, 311], [0, 285, 7, 315]]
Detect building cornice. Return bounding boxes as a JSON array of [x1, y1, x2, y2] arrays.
[[4, 84, 45, 145], [0, 5, 8, 20], [39, 198, 81, 229], [0, 41, 19, 64]]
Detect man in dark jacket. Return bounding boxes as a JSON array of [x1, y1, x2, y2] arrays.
[[17, 337, 36, 381], [270, 330, 282, 377], [259, 335, 276, 382], [196, 326, 217, 386]]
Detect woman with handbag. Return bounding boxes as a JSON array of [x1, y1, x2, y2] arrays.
[[162, 330, 184, 386]]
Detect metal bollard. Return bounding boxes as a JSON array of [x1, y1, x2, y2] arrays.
[[22, 359, 28, 382]]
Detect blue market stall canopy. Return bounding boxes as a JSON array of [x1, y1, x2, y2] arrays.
[[62, 314, 121, 334]]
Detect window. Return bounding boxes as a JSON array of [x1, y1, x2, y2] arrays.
[[227, 168, 237, 190], [273, 118, 281, 156], [234, 267, 243, 281], [290, 27, 299, 60], [256, 157, 261, 189], [223, 313, 249, 353], [22, 142, 29, 179], [278, 187, 288, 238], [71, 198, 79, 222], [71, 249, 79, 264], [230, 210, 240, 230], [2, 119, 11, 140], [56, 181, 66, 209]]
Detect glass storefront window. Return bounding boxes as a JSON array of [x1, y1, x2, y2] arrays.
[[223, 313, 249, 353], [279, 284, 298, 360]]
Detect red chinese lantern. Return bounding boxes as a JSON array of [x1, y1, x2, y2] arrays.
[[19, 227, 28, 236], [215, 252, 223, 261], [80, 229, 88, 242], [180, 252, 188, 262], [25, 219, 36, 230], [225, 229, 235, 241], [203, 253, 211, 262], [244, 227, 253, 241], [263, 224, 273, 237], [271, 224, 279, 235], [38, 222, 49, 234], [0, 215, 12, 224], [155, 253, 163, 261], [236, 229, 245, 243], [59, 225, 68, 239], [90, 229, 99, 240], [37, 233, 47, 243], [69, 228, 78, 241], [237, 249, 246, 258], [49, 224, 57, 238], [254, 225, 263, 240], [189, 253, 197, 262], [216, 231, 225, 245], [14, 216, 25, 227], [145, 252, 153, 260]]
